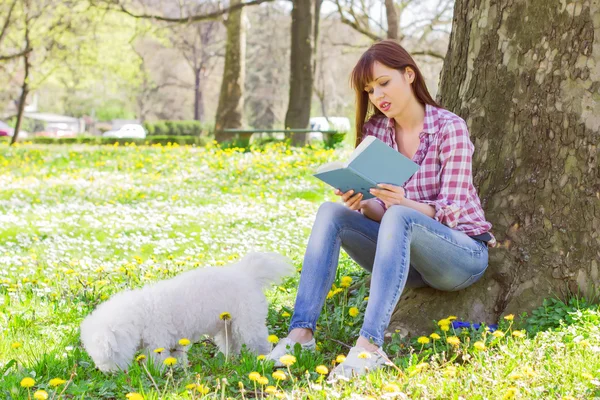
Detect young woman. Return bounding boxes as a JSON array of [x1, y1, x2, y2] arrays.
[[268, 40, 495, 379]]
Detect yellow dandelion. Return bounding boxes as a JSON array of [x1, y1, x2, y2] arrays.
[[382, 383, 400, 392], [446, 336, 460, 346], [196, 385, 210, 394], [49, 378, 66, 387], [493, 330, 506, 338], [315, 365, 329, 375], [257, 354, 266, 360], [265, 386, 277, 394], [185, 383, 196, 390], [279, 354, 296, 366], [508, 372, 523, 380], [578, 339, 590, 347], [272, 370, 287, 381], [248, 372, 261, 381], [20, 377, 35, 388], [340, 276, 353, 287], [438, 318, 451, 326], [440, 324, 450, 332], [336, 354, 346, 363], [503, 387, 518, 400], [326, 291, 334, 299], [474, 341, 487, 351], [524, 366, 537, 378], [33, 391, 48, 400], [417, 336, 430, 344], [126, 394, 144, 400], [11, 342, 22, 349], [364, 296, 369, 301], [512, 330, 526, 338], [357, 351, 371, 359], [153, 347, 164, 354], [220, 312, 231, 320], [281, 311, 291, 317], [267, 335, 279, 344], [135, 354, 146, 362], [444, 365, 457, 377], [348, 307, 359, 317], [163, 357, 177, 366], [178, 338, 191, 346], [504, 314, 514, 321], [258, 376, 269, 385], [416, 362, 429, 370], [447, 316, 458, 321], [430, 333, 441, 340]]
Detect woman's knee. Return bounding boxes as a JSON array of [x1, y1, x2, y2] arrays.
[[316, 201, 349, 221], [381, 205, 417, 224]]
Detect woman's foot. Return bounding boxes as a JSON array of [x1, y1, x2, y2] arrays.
[[266, 328, 316, 367], [328, 345, 389, 380]]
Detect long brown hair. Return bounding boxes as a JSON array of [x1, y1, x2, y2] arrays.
[[350, 40, 440, 147]]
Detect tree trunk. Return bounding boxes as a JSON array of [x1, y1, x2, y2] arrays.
[[194, 67, 204, 122], [11, 23, 30, 146], [285, 0, 313, 146], [388, 0, 600, 336], [214, 0, 246, 143], [384, 0, 398, 40]]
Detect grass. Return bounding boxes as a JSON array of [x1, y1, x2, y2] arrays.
[[1, 140, 599, 399]]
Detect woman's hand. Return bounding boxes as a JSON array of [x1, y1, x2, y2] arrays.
[[369, 183, 406, 208], [334, 189, 365, 211]]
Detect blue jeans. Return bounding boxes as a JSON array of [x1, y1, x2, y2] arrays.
[[289, 202, 489, 347]]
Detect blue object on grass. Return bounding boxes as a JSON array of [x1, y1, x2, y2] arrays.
[[452, 321, 498, 332]]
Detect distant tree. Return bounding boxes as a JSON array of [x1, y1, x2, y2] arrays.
[[168, 2, 223, 122], [284, 0, 314, 145], [214, 0, 246, 142]]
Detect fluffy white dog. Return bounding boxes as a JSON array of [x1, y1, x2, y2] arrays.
[[80, 252, 294, 372]]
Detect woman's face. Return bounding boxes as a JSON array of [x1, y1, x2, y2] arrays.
[[364, 61, 415, 120]]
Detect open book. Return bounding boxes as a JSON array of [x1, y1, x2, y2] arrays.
[[313, 136, 419, 200]]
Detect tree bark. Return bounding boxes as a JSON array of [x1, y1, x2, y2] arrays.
[[384, 0, 398, 40], [194, 67, 204, 122], [285, 0, 314, 146], [388, 0, 600, 336], [214, 0, 246, 142], [10, 19, 30, 146]]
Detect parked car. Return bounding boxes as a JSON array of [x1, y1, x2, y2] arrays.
[[103, 124, 146, 139], [0, 121, 14, 137], [0, 121, 30, 140]]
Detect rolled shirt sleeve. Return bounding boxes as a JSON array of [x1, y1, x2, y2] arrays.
[[421, 120, 474, 228]]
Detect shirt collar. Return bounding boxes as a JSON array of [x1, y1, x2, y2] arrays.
[[384, 104, 439, 135]]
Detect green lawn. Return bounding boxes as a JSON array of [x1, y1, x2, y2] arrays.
[[0, 141, 598, 399]]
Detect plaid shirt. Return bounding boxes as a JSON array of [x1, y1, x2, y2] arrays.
[[363, 104, 496, 246]]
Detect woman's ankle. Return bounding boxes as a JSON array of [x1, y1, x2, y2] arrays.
[[288, 328, 313, 344], [356, 336, 379, 352]]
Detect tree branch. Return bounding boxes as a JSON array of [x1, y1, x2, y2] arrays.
[[114, 0, 275, 23], [0, 47, 32, 61], [333, 0, 382, 41], [0, 0, 18, 48]]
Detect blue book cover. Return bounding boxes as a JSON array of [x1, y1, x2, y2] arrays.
[[313, 136, 419, 199]]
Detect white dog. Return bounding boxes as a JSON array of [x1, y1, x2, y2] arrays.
[[80, 252, 294, 372]]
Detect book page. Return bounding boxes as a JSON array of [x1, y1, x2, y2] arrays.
[[316, 161, 345, 173], [348, 135, 376, 163]]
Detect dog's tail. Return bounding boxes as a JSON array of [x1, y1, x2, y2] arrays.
[[239, 252, 296, 289]]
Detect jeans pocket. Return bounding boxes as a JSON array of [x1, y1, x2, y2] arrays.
[[451, 266, 488, 291]]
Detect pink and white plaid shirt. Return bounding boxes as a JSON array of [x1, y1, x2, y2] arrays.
[[363, 104, 496, 246]]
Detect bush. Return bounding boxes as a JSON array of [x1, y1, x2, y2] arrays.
[[26, 135, 209, 146], [143, 120, 207, 137], [323, 131, 347, 149]]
